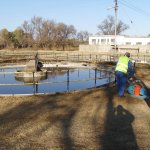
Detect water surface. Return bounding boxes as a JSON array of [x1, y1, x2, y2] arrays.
[[0, 68, 114, 94]]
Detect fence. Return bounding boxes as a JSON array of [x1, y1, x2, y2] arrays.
[[0, 51, 150, 64], [0, 68, 115, 95]]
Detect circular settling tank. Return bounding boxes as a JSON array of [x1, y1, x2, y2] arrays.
[[0, 63, 115, 95]]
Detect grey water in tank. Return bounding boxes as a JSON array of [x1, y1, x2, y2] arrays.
[[0, 68, 114, 94]]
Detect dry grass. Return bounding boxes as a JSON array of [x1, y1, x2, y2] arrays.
[[135, 63, 150, 88], [0, 63, 150, 150]]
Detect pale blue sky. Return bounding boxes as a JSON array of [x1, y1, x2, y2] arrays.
[[0, 0, 150, 36]]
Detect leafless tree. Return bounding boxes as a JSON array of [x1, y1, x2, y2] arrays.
[[40, 20, 56, 49], [22, 21, 34, 47], [77, 31, 90, 43], [22, 17, 77, 50], [97, 15, 129, 35], [55, 23, 76, 50]]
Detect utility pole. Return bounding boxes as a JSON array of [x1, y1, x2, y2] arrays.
[[114, 0, 118, 55]]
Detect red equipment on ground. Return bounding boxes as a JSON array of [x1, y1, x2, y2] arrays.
[[134, 84, 142, 96]]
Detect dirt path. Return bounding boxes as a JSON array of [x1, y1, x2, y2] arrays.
[[0, 63, 149, 150]]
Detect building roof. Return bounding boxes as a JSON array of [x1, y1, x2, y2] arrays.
[[89, 35, 150, 39]]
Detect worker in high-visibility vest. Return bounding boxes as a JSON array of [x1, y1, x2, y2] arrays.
[[115, 52, 134, 97]]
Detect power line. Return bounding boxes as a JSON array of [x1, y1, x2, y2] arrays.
[[119, 0, 150, 18], [119, 3, 140, 35], [118, 0, 150, 18], [120, 5, 133, 23], [121, 0, 150, 14]]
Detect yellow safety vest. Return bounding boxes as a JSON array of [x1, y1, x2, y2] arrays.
[[115, 56, 130, 74]]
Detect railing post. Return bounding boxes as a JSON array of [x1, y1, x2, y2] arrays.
[[108, 71, 111, 85], [95, 68, 97, 88], [67, 69, 69, 92], [33, 71, 35, 95], [34, 82, 38, 94]]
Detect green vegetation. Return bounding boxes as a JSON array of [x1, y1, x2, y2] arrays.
[[0, 15, 131, 51], [0, 16, 90, 51]]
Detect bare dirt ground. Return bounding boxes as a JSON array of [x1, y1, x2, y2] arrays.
[[135, 63, 150, 88], [0, 63, 149, 150]]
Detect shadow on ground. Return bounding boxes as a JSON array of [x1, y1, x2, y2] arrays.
[[0, 91, 94, 149], [101, 87, 139, 150], [0, 86, 149, 149]]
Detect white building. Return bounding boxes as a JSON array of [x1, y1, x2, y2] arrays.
[[89, 35, 150, 46]]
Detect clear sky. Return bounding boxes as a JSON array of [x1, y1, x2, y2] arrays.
[[0, 0, 150, 36]]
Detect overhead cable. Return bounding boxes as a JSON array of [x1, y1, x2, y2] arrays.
[[118, 0, 150, 18]]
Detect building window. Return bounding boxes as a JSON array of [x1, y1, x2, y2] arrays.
[[101, 39, 106, 44], [111, 39, 115, 43], [126, 42, 131, 45], [147, 42, 150, 45], [136, 42, 142, 45], [92, 39, 96, 45]]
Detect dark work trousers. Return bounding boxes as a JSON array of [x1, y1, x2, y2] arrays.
[[116, 71, 127, 96]]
